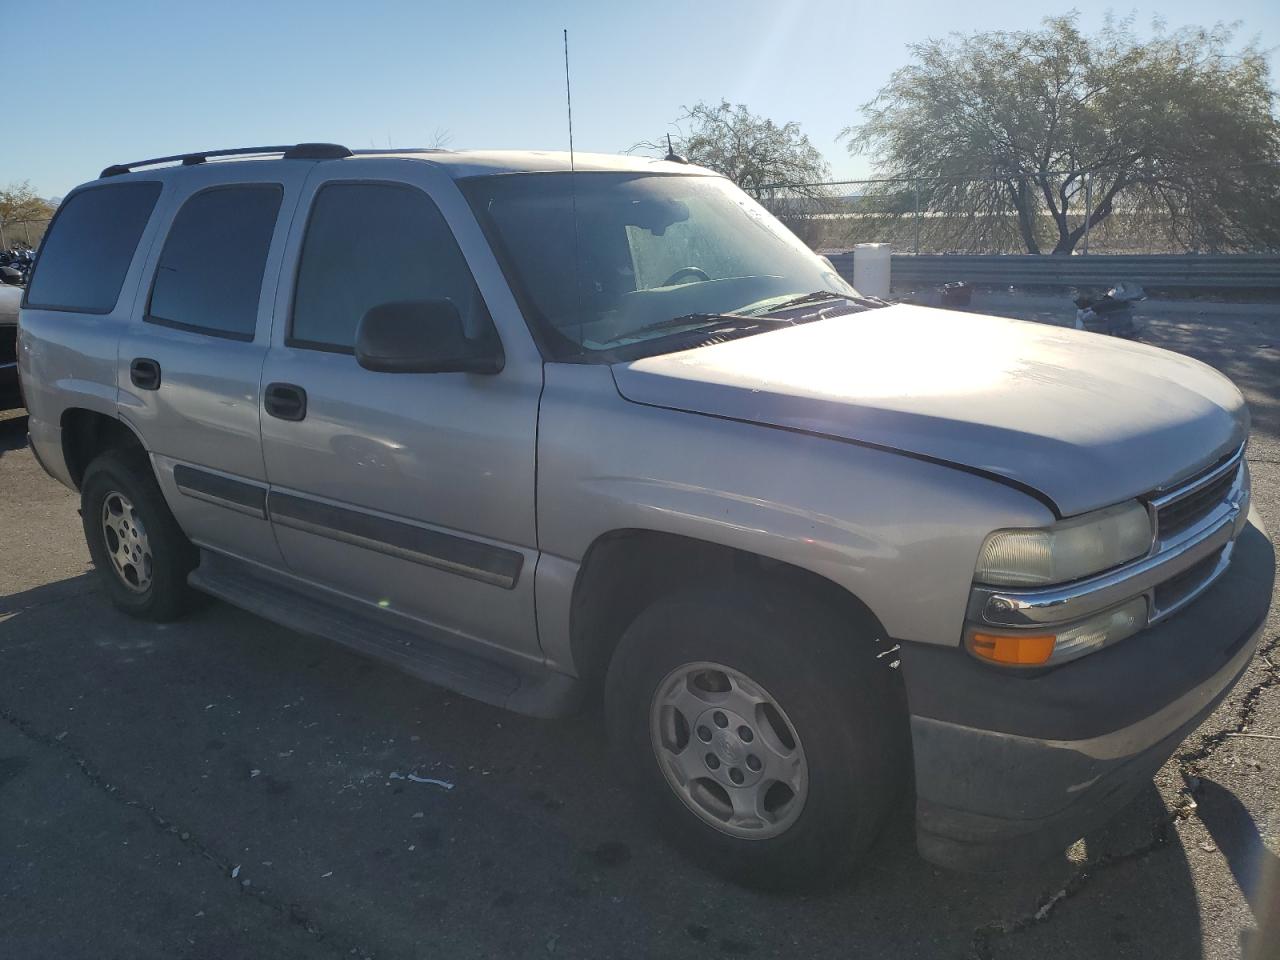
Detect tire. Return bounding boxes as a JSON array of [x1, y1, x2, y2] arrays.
[[80, 448, 205, 621], [604, 583, 908, 890]]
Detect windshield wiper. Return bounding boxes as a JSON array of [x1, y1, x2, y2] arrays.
[[756, 290, 889, 314], [624, 312, 749, 338], [612, 313, 795, 361]]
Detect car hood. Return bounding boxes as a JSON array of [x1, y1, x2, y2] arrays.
[[610, 304, 1248, 517]]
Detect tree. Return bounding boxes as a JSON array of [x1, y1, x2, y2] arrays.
[[633, 101, 835, 244], [0, 181, 56, 230], [635, 100, 831, 200], [844, 15, 1280, 254]]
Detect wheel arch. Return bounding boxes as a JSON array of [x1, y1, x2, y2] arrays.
[[568, 528, 899, 693], [60, 408, 149, 490]]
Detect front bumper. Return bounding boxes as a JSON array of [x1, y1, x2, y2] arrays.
[[901, 512, 1274, 871]]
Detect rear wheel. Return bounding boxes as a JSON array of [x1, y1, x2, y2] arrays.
[[605, 584, 907, 889], [80, 449, 204, 621]]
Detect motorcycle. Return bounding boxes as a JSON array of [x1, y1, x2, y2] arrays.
[[1073, 282, 1146, 338], [0, 248, 35, 285]]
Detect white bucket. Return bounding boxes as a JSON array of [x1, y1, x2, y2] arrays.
[[853, 243, 891, 298]]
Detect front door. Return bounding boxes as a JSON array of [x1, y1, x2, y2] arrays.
[[258, 163, 543, 661]]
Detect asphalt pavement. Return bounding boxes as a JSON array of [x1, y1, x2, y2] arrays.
[[1, 297, 1277, 959]]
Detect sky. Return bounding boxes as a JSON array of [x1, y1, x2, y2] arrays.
[[3, 0, 1278, 201]]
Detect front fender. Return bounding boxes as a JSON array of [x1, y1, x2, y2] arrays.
[[535, 363, 1053, 662]]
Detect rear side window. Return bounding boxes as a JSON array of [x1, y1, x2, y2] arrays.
[[291, 182, 490, 351], [148, 185, 283, 340], [24, 182, 161, 313]]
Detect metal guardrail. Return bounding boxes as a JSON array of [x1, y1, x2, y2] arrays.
[[825, 253, 1280, 294]]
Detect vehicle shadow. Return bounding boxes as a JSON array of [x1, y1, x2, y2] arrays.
[[0, 574, 1214, 959], [0, 412, 28, 458], [1196, 777, 1280, 959]]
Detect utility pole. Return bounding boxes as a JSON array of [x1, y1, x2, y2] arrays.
[[1081, 173, 1092, 256], [913, 183, 921, 255]]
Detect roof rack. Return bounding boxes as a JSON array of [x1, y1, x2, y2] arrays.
[[100, 143, 353, 179]]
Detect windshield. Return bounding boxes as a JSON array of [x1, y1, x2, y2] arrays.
[[461, 172, 857, 360]]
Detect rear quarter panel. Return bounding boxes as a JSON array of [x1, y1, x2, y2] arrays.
[[18, 307, 129, 487], [17, 175, 171, 487]]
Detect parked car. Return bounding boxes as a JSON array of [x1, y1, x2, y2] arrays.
[[1, 283, 22, 409], [18, 144, 1272, 888]]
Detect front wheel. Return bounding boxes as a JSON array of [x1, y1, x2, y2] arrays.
[[605, 584, 908, 889], [80, 449, 205, 621]]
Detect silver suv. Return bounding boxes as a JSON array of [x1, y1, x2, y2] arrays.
[[18, 144, 1273, 887]]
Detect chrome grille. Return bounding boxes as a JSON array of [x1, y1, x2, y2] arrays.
[[1153, 447, 1243, 542], [1153, 545, 1227, 620], [1157, 471, 1235, 538]]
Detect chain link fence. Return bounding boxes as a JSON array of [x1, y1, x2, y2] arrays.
[[0, 218, 50, 251], [761, 172, 1279, 256]]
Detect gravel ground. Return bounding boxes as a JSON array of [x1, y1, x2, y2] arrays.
[[1, 297, 1277, 959]]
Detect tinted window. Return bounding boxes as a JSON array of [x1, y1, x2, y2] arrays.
[[25, 182, 161, 313], [148, 185, 282, 339], [292, 182, 490, 350]]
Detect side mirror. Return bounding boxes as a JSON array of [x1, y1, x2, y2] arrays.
[[354, 299, 503, 375]]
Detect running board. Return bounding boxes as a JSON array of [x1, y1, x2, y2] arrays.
[[188, 551, 581, 718]]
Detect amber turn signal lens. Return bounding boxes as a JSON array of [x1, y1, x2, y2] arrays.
[[968, 632, 1057, 666]]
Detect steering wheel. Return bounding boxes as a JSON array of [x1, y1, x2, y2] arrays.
[[661, 266, 711, 286]]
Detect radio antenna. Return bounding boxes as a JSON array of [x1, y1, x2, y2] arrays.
[[563, 29, 576, 171], [563, 28, 585, 352]]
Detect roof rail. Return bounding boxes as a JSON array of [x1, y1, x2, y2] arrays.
[[100, 143, 353, 179], [348, 148, 451, 155]]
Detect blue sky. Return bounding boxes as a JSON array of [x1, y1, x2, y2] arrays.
[[4, 0, 1278, 199]]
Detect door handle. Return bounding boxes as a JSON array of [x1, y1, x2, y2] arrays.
[[130, 358, 161, 391], [264, 382, 307, 421]]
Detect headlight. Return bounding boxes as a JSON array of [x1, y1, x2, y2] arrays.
[[974, 500, 1152, 587]]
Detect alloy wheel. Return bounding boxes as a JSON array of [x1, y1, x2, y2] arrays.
[[100, 490, 153, 593], [649, 661, 809, 840]]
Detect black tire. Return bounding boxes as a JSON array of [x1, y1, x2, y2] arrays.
[[604, 583, 908, 890], [80, 448, 205, 621]]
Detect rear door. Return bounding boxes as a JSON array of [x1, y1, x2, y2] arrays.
[[117, 162, 307, 567], [258, 160, 544, 661]]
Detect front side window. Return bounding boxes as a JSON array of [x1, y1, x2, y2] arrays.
[[291, 182, 493, 352], [148, 185, 283, 340], [461, 172, 855, 360], [24, 181, 161, 313]]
